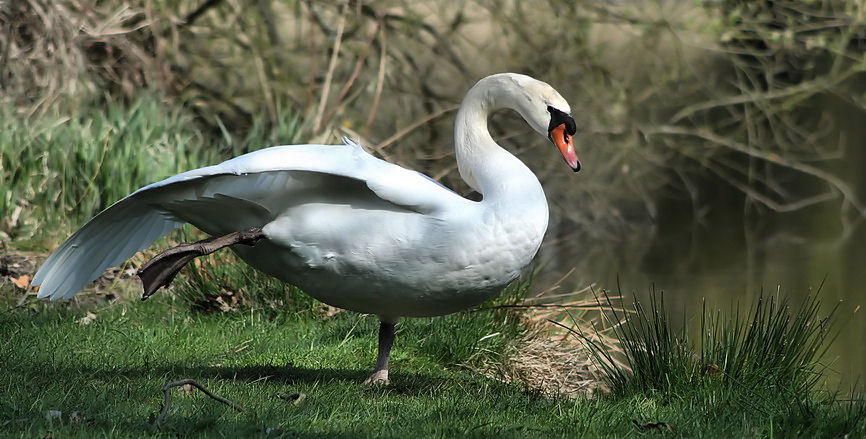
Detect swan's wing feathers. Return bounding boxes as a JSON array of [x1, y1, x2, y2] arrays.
[[32, 198, 182, 300], [159, 194, 272, 235], [33, 143, 466, 300], [362, 167, 464, 215], [136, 141, 466, 214], [139, 142, 464, 221], [32, 172, 284, 301]]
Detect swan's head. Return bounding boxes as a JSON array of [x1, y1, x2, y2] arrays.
[[505, 74, 580, 172]]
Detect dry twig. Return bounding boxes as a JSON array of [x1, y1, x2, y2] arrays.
[[364, 20, 387, 137], [154, 379, 246, 428], [313, 0, 349, 133], [373, 105, 459, 151]]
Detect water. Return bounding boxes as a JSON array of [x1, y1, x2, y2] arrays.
[[545, 183, 866, 390]]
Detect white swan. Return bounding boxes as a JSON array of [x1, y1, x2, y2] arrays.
[[32, 73, 579, 384]]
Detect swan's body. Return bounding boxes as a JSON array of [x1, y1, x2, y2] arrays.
[[33, 73, 579, 383]]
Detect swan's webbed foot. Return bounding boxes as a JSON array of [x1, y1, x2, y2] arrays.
[[363, 369, 390, 385], [137, 226, 264, 300], [363, 320, 396, 385]]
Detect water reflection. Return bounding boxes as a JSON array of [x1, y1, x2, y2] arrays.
[[544, 195, 866, 390]]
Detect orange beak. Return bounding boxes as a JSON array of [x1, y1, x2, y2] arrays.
[[550, 123, 580, 172]]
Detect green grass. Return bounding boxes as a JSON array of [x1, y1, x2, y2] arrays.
[[0, 95, 304, 249], [2, 279, 865, 438], [0, 286, 563, 438], [0, 97, 213, 248], [588, 288, 835, 397], [573, 286, 866, 437]]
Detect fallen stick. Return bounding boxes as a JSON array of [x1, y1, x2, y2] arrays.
[[154, 379, 246, 428]]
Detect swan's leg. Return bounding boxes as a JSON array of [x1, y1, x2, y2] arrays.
[[137, 227, 264, 300], [364, 320, 397, 385]]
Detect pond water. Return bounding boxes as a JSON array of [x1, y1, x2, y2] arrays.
[[543, 185, 866, 390]]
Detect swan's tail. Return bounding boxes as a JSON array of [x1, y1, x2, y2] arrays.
[[32, 196, 182, 300]]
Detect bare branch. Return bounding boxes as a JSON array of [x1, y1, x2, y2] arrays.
[[646, 125, 866, 217], [178, 0, 224, 29], [669, 72, 855, 124], [255, 0, 280, 46], [364, 21, 387, 138], [154, 379, 247, 428], [313, 0, 349, 133], [373, 105, 458, 151]]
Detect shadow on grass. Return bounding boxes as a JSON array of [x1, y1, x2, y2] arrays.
[[20, 360, 463, 395], [5, 360, 507, 436]]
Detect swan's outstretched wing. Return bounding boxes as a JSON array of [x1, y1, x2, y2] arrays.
[[33, 141, 468, 300]]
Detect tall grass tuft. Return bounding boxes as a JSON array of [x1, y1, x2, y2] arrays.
[[702, 288, 838, 399], [578, 285, 839, 409], [0, 97, 218, 247], [591, 287, 698, 395], [1, 96, 308, 250]]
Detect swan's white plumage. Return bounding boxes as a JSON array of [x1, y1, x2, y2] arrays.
[[33, 73, 575, 324], [33, 141, 467, 301], [32, 202, 181, 300]]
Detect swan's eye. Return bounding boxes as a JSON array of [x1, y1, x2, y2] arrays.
[[546, 106, 577, 136]]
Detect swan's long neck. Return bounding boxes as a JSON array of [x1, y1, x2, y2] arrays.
[[454, 77, 545, 206]]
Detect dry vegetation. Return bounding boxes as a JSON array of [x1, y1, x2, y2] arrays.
[[3, 1, 865, 261]]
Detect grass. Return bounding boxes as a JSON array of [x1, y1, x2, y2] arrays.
[[0, 283, 570, 438], [2, 276, 865, 437], [587, 287, 836, 397], [0, 97, 215, 248], [0, 95, 305, 250], [571, 286, 866, 437]]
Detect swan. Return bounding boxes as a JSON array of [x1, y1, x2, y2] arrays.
[[32, 73, 580, 384]]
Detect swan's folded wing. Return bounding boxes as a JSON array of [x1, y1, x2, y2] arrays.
[[33, 141, 468, 300]]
